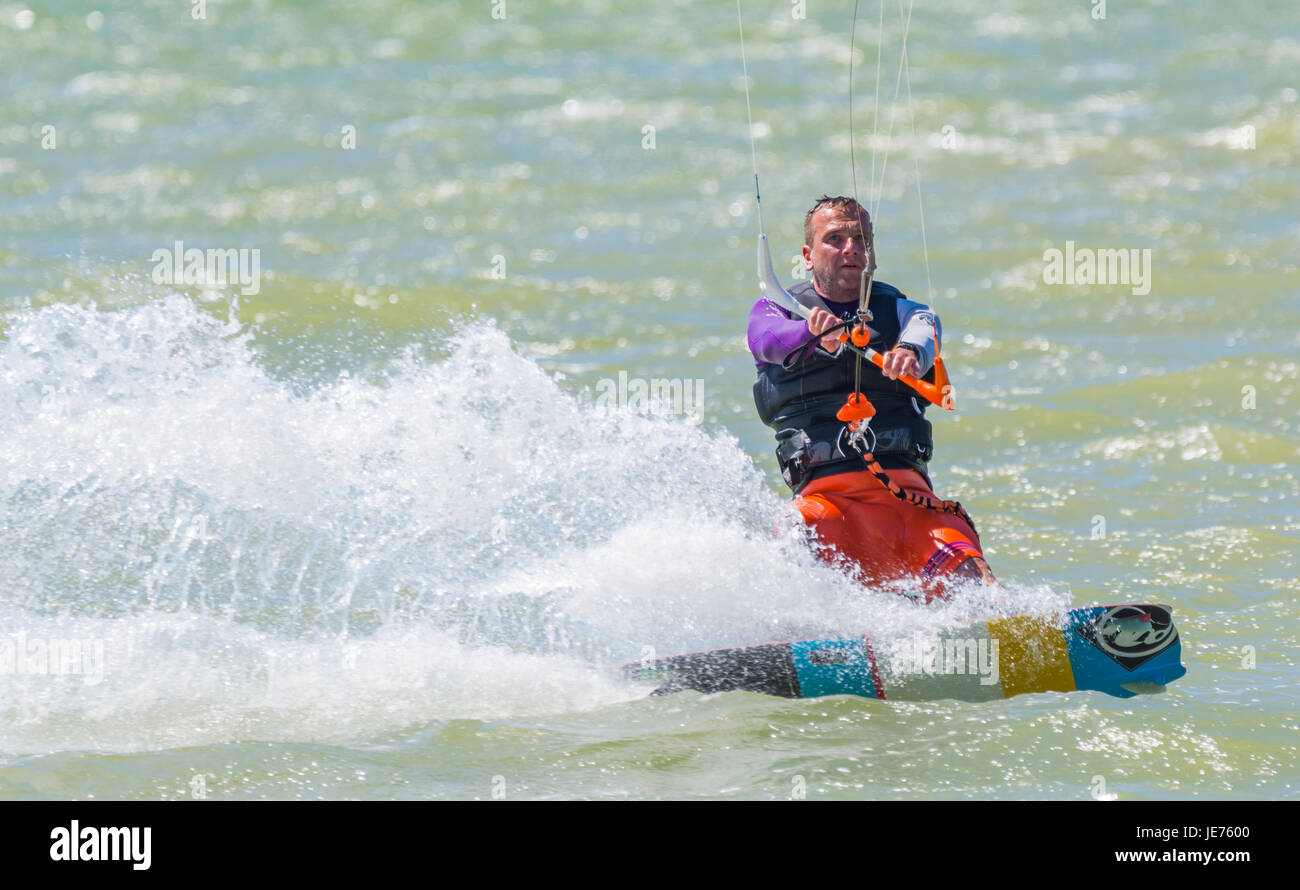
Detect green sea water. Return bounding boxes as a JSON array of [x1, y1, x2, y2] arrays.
[[0, 0, 1296, 799]]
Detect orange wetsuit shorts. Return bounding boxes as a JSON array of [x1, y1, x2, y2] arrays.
[[789, 468, 984, 601]]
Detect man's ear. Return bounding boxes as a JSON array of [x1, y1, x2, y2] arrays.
[[802, 245, 813, 269]]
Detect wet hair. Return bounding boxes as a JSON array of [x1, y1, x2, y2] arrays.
[[803, 195, 871, 247]]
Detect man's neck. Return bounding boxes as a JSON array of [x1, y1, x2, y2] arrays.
[[811, 280, 859, 306]]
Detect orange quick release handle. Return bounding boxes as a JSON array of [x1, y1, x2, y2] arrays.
[[836, 393, 875, 423]]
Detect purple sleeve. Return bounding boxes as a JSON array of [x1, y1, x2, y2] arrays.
[[747, 298, 815, 368]]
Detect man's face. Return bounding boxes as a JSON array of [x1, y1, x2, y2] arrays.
[[803, 206, 877, 302]]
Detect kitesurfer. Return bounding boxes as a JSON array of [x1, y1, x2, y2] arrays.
[[747, 196, 995, 600]]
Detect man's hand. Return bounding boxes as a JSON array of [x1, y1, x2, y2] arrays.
[[880, 346, 921, 380], [806, 308, 842, 353]]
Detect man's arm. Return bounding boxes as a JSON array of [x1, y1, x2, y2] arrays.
[[747, 298, 841, 366], [895, 299, 941, 375]]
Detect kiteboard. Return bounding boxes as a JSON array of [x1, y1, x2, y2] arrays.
[[624, 603, 1186, 702]]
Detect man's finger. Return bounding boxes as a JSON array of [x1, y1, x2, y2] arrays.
[[808, 308, 835, 337], [881, 349, 918, 380]]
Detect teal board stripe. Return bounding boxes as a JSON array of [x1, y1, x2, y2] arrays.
[[790, 638, 877, 698]]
